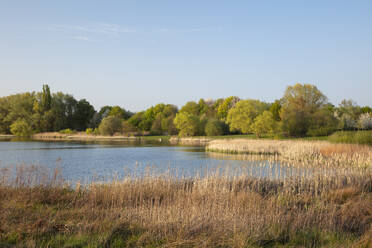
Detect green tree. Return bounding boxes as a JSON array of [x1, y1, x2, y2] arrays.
[[226, 99, 268, 134], [180, 101, 200, 116], [122, 120, 137, 134], [205, 119, 226, 136], [98, 106, 112, 118], [98, 116, 122, 136], [10, 119, 33, 137], [73, 99, 95, 131], [307, 105, 338, 136], [217, 96, 240, 121], [161, 115, 178, 135], [251, 111, 277, 137], [4, 93, 35, 127], [41, 84, 52, 112], [128, 112, 144, 130], [269, 100, 281, 121], [162, 104, 178, 117], [150, 114, 163, 135], [109, 106, 132, 120], [357, 113, 372, 130], [198, 99, 209, 116], [280, 83, 328, 137], [0, 97, 11, 133], [49, 92, 77, 131], [335, 99, 361, 130], [174, 112, 200, 137], [361, 106, 372, 114]]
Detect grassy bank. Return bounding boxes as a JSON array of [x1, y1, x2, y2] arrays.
[[6, 130, 369, 147], [0, 164, 371, 248], [329, 131, 372, 146], [31, 132, 171, 143], [0, 134, 14, 138]]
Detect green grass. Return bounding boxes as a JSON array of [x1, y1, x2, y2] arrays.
[[190, 133, 329, 141], [59, 129, 77, 135], [329, 130, 372, 145]]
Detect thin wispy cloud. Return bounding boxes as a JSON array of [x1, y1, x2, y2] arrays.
[[46, 23, 219, 42], [64, 23, 136, 36], [47, 23, 136, 41], [154, 27, 214, 33], [72, 36, 90, 41]]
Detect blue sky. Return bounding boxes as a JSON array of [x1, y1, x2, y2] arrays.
[[1, 1, 371, 111]]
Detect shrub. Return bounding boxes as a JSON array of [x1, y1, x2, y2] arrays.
[[122, 120, 137, 134], [98, 116, 122, 136], [173, 112, 200, 137], [328, 131, 372, 145], [205, 119, 226, 136], [85, 128, 93, 135], [358, 113, 372, 130], [93, 128, 100, 135], [59, 129, 76, 135], [10, 119, 33, 137], [251, 111, 277, 137]]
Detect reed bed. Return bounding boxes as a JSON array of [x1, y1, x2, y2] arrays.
[[1, 162, 371, 247], [206, 139, 372, 169]]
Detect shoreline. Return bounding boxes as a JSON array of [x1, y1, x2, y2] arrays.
[[0, 134, 14, 138]]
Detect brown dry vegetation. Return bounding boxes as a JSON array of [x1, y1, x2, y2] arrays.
[[0, 162, 371, 248], [207, 139, 372, 169]]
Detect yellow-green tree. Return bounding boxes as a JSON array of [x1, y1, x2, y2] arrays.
[[226, 99, 268, 134], [174, 112, 200, 137], [10, 119, 33, 137], [251, 111, 277, 137], [205, 119, 226, 136], [280, 83, 328, 137], [217, 96, 240, 121]]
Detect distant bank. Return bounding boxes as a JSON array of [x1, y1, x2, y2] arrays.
[[1, 130, 371, 146]]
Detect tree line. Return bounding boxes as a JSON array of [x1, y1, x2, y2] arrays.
[[1, 83, 371, 137]]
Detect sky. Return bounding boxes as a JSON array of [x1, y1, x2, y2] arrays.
[[0, 1, 371, 112]]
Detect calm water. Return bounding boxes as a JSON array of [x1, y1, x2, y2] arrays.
[[0, 140, 306, 183]]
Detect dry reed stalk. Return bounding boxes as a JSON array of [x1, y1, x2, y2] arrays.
[[207, 139, 372, 169], [0, 163, 371, 247]]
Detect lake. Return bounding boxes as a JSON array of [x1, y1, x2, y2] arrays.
[[0, 140, 308, 183]]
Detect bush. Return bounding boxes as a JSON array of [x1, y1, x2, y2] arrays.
[[98, 116, 122, 136], [85, 128, 93, 135], [205, 119, 226, 136], [59, 129, 76, 135], [328, 131, 372, 145], [307, 127, 335, 137], [122, 120, 137, 134], [10, 119, 33, 137], [358, 113, 372, 130], [174, 112, 200, 137], [251, 111, 276, 137]]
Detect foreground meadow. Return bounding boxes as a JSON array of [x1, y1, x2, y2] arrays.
[[0, 140, 371, 247]]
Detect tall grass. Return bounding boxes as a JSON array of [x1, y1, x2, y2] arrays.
[[207, 139, 372, 169], [328, 130, 372, 146], [0, 161, 371, 247]]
